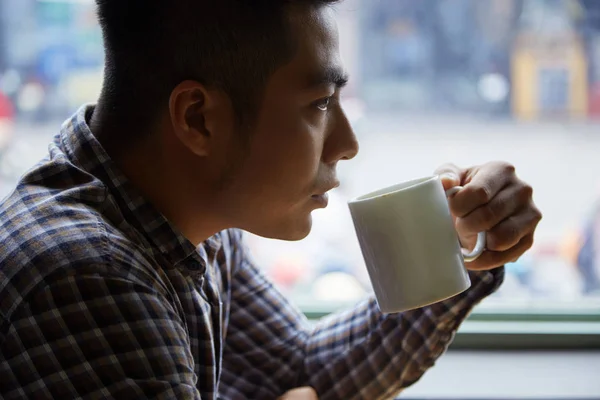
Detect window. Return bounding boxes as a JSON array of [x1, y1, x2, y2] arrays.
[[0, 0, 599, 347]]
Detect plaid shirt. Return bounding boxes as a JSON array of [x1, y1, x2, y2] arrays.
[[0, 105, 503, 400]]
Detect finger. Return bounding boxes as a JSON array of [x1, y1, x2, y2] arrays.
[[485, 205, 542, 252], [450, 162, 516, 217], [278, 387, 319, 400], [466, 233, 535, 271], [434, 163, 462, 191], [455, 182, 532, 236]]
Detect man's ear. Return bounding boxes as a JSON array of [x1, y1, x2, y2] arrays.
[[169, 80, 230, 157]]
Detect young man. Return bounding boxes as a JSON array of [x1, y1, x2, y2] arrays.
[[0, 1, 541, 399]]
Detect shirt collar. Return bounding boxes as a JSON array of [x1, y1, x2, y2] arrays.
[[58, 104, 222, 268]]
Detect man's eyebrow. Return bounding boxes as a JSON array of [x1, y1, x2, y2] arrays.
[[306, 66, 349, 89]]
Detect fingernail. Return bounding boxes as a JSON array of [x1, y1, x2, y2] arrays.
[[440, 172, 458, 182]]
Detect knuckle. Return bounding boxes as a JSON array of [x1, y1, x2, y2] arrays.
[[519, 183, 534, 199], [518, 183, 533, 201], [533, 206, 543, 222], [524, 205, 543, 229], [524, 234, 535, 249], [500, 161, 516, 174]]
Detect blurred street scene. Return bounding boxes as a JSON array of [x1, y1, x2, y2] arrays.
[[1, 0, 600, 310]]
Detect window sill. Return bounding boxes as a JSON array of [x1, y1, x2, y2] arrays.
[[301, 301, 600, 350], [450, 320, 600, 350]]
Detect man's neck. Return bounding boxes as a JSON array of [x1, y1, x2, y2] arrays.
[[89, 101, 227, 246]]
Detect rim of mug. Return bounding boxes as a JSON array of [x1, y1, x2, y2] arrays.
[[349, 175, 439, 203]]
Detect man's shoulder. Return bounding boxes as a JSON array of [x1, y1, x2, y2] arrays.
[[0, 158, 150, 317], [0, 155, 110, 256]]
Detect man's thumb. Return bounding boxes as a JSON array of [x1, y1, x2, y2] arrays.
[[435, 164, 462, 190]]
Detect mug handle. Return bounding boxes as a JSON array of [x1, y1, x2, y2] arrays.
[[445, 186, 486, 263]]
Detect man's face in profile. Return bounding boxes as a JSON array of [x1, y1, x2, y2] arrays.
[[211, 4, 359, 241]]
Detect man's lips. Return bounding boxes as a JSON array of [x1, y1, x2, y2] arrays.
[[311, 193, 329, 207], [311, 180, 339, 207], [314, 180, 340, 196]]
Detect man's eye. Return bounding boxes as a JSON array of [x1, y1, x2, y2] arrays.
[[314, 97, 332, 111]]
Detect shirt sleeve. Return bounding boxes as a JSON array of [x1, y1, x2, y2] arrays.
[[220, 230, 504, 400], [0, 271, 201, 399]]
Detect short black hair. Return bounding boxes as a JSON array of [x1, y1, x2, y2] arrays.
[[95, 0, 340, 135]]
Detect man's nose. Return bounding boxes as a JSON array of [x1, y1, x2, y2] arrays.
[[323, 107, 359, 164]]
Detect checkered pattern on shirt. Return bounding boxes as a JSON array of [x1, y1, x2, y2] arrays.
[[0, 105, 503, 400]]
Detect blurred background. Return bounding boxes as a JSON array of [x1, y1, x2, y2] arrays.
[[1, 0, 600, 307], [0, 0, 599, 396]]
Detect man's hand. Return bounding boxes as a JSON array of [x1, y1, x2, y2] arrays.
[[278, 387, 319, 400], [435, 161, 542, 270]]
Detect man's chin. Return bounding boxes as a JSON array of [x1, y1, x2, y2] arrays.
[[249, 216, 313, 242], [278, 228, 311, 242]]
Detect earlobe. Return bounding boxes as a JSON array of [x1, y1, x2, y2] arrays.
[[169, 80, 212, 157]]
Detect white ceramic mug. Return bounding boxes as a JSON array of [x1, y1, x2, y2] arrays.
[[348, 175, 486, 313]]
